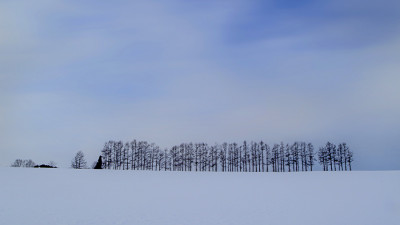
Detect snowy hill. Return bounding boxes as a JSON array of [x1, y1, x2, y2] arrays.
[[1, 168, 399, 225]]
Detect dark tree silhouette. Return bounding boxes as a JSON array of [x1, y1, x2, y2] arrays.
[[94, 156, 103, 169]]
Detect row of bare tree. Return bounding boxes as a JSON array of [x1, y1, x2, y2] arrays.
[[10, 159, 57, 168], [99, 140, 354, 172], [318, 142, 353, 171], [11, 159, 36, 168]]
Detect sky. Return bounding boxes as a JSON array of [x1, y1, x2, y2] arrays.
[[1, 0, 399, 170]]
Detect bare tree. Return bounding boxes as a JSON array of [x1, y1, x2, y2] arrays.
[[280, 142, 285, 172], [24, 159, 36, 167], [265, 144, 271, 172], [285, 144, 291, 172], [325, 142, 335, 171], [219, 143, 228, 172], [345, 146, 354, 171], [306, 143, 315, 171], [271, 144, 279, 172], [300, 142, 307, 171], [11, 159, 24, 167], [318, 147, 328, 171], [49, 161, 57, 168], [71, 151, 87, 169]]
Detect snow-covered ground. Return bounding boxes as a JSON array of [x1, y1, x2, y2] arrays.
[[1, 168, 399, 225]]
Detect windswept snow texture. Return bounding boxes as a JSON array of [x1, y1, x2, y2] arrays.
[[1, 168, 399, 225]]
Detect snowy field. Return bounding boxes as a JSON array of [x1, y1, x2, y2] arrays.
[[1, 168, 399, 225]]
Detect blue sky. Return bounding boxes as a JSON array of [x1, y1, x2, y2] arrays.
[[1, 0, 400, 169]]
